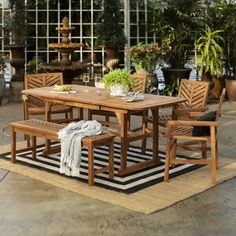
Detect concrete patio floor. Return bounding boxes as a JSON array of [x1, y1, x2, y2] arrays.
[[0, 100, 236, 236]]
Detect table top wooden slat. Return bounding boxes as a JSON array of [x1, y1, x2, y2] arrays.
[[22, 85, 186, 111]]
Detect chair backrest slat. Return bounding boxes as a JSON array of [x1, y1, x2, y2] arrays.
[[24, 72, 63, 89], [131, 73, 148, 93], [178, 79, 210, 109]]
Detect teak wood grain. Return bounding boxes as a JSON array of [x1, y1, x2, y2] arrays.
[[10, 119, 115, 186], [22, 85, 186, 175]]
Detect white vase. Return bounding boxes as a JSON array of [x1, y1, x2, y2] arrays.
[[110, 84, 128, 96]]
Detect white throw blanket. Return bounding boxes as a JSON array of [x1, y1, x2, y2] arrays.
[[58, 120, 107, 177]]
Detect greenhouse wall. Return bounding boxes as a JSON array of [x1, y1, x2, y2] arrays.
[[0, 0, 156, 74]]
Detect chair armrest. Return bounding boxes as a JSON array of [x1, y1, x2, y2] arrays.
[[167, 120, 218, 127], [22, 94, 29, 102], [173, 106, 208, 115]]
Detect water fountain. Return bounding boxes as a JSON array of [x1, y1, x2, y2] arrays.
[[40, 16, 88, 84]]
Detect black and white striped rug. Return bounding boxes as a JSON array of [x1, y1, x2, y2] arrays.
[[0, 143, 202, 193]]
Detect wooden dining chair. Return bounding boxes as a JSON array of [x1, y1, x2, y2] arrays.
[[164, 88, 225, 185], [88, 73, 149, 153], [23, 72, 73, 123], [159, 79, 210, 126], [88, 73, 148, 122]]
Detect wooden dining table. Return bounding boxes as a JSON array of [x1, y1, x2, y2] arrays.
[[22, 85, 186, 175]]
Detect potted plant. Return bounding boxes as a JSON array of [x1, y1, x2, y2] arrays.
[[95, 0, 126, 59], [127, 42, 161, 88], [102, 69, 134, 96], [152, 0, 203, 86], [4, 0, 28, 101], [127, 43, 161, 74], [195, 26, 225, 97], [209, 0, 236, 100]]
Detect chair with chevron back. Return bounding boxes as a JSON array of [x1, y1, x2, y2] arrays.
[[164, 88, 225, 185], [88, 73, 148, 122], [158, 79, 210, 136], [23, 72, 73, 123], [88, 73, 148, 153]]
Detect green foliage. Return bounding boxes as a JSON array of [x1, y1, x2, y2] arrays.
[[127, 43, 161, 73], [96, 0, 126, 48], [195, 26, 225, 79], [26, 58, 37, 74], [152, 0, 204, 69], [206, 0, 236, 76], [102, 69, 134, 90]]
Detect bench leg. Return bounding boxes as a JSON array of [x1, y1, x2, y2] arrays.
[[88, 144, 95, 186], [11, 127, 16, 163], [108, 140, 114, 180], [32, 136, 37, 160]]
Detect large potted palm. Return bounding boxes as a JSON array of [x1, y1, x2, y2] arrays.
[[152, 0, 203, 87], [195, 27, 225, 98]]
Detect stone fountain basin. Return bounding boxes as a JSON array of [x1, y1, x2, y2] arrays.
[[49, 43, 83, 52]]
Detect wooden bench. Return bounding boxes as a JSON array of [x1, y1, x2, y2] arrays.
[[10, 119, 115, 186]]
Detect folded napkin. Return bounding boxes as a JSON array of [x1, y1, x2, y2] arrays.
[[122, 92, 144, 102]]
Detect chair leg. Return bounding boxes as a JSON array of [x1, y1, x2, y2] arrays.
[[216, 139, 219, 169], [141, 110, 148, 154], [108, 140, 114, 180], [69, 107, 73, 119], [164, 136, 172, 182], [32, 136, 37, 160], [202, 141, 207, 159], [88, 109, 92, 120], [88, 144, 95, 186], [26, 135, 31, 147], [170, 139, 177, 167], [105, 114, 110, 127], [210, 127, 217, 185], [78, 108, 83, 120], [11, 127, 16, 163]]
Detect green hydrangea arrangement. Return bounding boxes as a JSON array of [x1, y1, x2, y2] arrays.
[[102, 69, 134, 90]]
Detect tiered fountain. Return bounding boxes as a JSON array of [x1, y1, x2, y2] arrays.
[[40, 16, 87, 84]]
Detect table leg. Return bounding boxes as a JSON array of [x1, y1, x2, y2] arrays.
[[151, 108, 160, 161], [44, 101, 52, 154], [45, 101, 52, 122], [115, 112, 128, 173]]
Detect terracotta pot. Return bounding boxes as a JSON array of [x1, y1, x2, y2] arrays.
[[226, 79, 236, 101], [106, 48, 119, 59], [211, 77, 224, 98]]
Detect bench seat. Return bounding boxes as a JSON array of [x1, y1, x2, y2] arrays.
[[10, 119, 115, 186]]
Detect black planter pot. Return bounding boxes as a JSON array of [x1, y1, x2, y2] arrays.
[[161, 68, 192, 86], [7, 44, 26, 82]]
